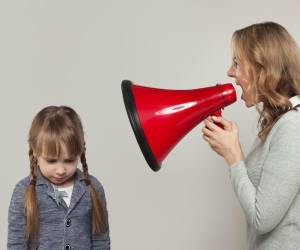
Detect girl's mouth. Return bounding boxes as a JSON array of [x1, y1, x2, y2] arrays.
[[53, 177, 67, 183]]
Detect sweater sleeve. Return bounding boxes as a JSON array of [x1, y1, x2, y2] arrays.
[[229, 118, 300, 235], [7, 182, 29, 250]]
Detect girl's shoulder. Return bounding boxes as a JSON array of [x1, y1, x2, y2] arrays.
[[90, 174, 105, 194], [10, 176, 31, 200], [14, 176, 31, 189], [76, 169, 106, 195]]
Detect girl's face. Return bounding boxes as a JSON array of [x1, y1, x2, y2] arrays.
[[37, 147, 80, 187], [227, 57, 255, 107]]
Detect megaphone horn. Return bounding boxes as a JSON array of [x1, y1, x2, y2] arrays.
[[121, 80, 236, 172]]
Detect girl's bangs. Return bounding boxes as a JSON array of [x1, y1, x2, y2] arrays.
[[36, 126, 83, 159]]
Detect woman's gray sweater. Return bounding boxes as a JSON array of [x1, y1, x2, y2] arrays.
[[229, 102, 300, 250]]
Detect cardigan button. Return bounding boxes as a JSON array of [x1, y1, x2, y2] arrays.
[[65, 244, 71, 250], [66, 218, 71, 227]]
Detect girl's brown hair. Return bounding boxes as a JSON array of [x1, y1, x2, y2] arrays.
[[25, 106, 107, 242], [231, 22, 300, 142]]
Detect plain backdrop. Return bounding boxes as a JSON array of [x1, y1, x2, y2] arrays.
[[1, 1, 300, 249]]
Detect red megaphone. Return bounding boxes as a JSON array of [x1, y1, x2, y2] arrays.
[[121, 80, 236, 172]]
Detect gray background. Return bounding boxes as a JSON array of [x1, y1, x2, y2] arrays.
[[1, 0, 300, 249]]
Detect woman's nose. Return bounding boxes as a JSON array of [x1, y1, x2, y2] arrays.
[[227, 66, 235, 77]]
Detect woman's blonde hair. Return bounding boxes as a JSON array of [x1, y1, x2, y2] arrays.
[[231, 22, 300, 141], [25, 106, 107, 243]]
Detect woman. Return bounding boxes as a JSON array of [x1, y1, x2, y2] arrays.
[[202, 22, 300, 250]]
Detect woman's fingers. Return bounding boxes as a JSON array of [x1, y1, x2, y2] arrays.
[[202, 126, 214, 138], [207, 116, 213, 122], [202, 134, 210, 142], [211, 116, 232, 130], [204, 118, 222, 132]]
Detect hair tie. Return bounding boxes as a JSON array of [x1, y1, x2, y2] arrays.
[[30, 179, 36, 186], [84, 179, 91, 186]]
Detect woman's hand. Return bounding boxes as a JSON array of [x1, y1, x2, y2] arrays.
[[201, 115, 244, 166]]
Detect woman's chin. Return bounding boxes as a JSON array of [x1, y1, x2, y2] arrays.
[[241, 95, 252, 107], [244, 101, 255, 108]]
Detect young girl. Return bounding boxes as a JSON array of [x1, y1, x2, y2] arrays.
[[202, 22, 300, 249], [7, 106, 110, 250]]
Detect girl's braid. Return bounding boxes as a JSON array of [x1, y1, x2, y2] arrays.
[[80, 143, 91, 186], [29, 148, 38, 185]]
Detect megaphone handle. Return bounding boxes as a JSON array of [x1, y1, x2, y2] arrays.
[[211, 109, 224, 129]]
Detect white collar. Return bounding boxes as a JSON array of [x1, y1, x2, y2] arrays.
[[289, 95, 300, 108]]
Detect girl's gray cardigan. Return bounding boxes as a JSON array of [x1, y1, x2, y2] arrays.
[[7, 169, 110, 250]]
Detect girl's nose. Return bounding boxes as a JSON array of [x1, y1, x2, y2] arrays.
[[56, 165, 66, 176]]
